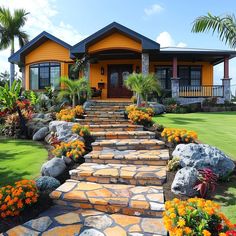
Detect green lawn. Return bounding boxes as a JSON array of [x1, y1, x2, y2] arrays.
[[153, 112, 236, 222], [153, 112, 236, 160], [0, 138, 48, 187]]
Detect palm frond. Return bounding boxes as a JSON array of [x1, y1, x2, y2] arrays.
[[192, 12, 236, 48]]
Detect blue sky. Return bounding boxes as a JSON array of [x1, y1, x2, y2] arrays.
[[1, 0, 236, 90]]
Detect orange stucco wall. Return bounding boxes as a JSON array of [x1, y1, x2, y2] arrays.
[[90, 59, 141, 99], [24, 39, 73, 89], [150, 61, 213, 85], [88, 32, 142, 53]]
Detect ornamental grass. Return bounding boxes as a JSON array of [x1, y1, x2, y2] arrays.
[[72, 124, 90, 137], [56, 105, 84, 122], [52, 140, 86, 161], [161, 128, 198, 144], [0, 180, 39, 218], [163, 198, 235, 236]]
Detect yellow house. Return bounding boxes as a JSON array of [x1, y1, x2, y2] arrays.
[[9, 22, 236, 102]]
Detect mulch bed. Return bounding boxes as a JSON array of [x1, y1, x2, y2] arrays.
[[0, 193, 53, 233]]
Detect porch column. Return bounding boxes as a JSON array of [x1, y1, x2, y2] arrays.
[[222, 56, 231, 101], [142, 53, 149, 75], [171, 56, 180, 98], [84, 61, 90, 81], [21, 66, 26, 89]]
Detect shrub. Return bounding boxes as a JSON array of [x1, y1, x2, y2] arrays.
[[163, 198, 234, 235], [52, 140, 86, 162], [161, 128, 198, 144], [126, 105, 155, 116], [56, 105, 84, 122], [128, 109, 153, 127], [0, 180, 39, 218], [72, 124, 90, 137], [153, 123, 165, 132], [194, 168, 218, 198], [167, 157, 180, 171], [202, 97, 218, 106], [36, 176, 60, 193]]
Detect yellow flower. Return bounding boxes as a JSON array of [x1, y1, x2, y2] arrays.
[[184, 227, 192, 234], [177, 218, 186, 227], [219, 233, 226, 236], [169, 213, 176, 219], [202, 230, 211, 236]]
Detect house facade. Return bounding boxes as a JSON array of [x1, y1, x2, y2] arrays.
[[9, 22, 236, 102]]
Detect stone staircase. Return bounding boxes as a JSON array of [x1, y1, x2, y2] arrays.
[[50, 101, 169, 235]]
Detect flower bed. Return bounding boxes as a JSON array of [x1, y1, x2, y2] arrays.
[[72, 124, 90, 137], [56, 105, 84, 121], [163, 198, 235, 236], [0, 180, 38, 219]]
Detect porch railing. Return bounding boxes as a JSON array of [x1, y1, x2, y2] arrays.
[[179, 85, 224, 97]]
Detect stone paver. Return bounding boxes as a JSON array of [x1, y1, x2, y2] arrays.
[[4, 205, 166, 235], [87, 124, 143, 132], [91, 131, 155, 140], [50, 179, 164, 217], [92, 139, 165, 151], [70, 163, 166, 185], [84, 149, 169, 165], [76, 118, 129, 125]]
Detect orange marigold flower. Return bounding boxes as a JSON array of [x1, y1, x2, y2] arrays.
[[25, 198, 32, 205], [202, 230, 211, 236]]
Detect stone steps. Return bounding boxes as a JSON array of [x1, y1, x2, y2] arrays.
[[70, 163, 166, 186], [85, 111, 124, 115], [91, 131, 155, 140], [84, 149, 169, 166], [92, 139, 166, 151], [85, 107, 126, 112], [5, 205, 166, 235], [50, 179, 165, 217], [85, 114, 125, 119], [87, 124, 143, 132], [76, 118, 130, 125]]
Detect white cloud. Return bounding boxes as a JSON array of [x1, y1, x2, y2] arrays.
[[144, 4, 163, 16], [0, 0, 86, 74], [156, 31, 187, 48]]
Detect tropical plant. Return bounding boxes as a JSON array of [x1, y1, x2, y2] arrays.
[[58, 77, 91, 107], [194, 168, 218, 197], [125, 73, 161, 106], [0, 7, 29, 85], [0, 80, 22, 110], [192, 12, 236, 49]]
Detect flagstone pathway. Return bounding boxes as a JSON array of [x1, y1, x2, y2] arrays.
[[3, 101, 169, 236]]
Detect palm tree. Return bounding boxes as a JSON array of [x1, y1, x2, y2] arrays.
[[0, 7, 29, 86], [58, 77, 92, 107], [192, 12, 236, 49], [125, 73, 161, 106]]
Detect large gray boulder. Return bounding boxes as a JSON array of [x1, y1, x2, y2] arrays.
[[149, 103, 166, 115], [48, 121, 84, 143], [33, 127, 49, 141], [171, 167, 199, 196], [41, 157, 66, 178], [173, 143, 235, 177]]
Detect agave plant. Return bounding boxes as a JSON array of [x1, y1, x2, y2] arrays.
[[194, 168, 218, 197]]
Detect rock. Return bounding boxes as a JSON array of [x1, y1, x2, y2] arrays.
[[32, 113, 45, 119], [173, 143, 235, 177], [44, 113, 53, 120], [171, 167, 199, 196], [33, 127, 49, 141], [49, 121, 84, 143], [84, 215, 113, 229], [141, 218, 166, 235], [24, 216, 52, 232], [149, 103, 166, 115], [80, 229, 104, 236], [62, 156, 73, 165], [36, 176, 60, 193], [83, 101, 95, 109], [41, 157, 67, 178]]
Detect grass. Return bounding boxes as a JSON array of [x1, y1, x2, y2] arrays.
[[0, 138, 48, 187], [153, 112, 236, 222], [153, 112, 236, 160]]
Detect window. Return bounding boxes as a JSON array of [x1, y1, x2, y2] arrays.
[[155, 67, 172, 89], [30, 62, 60, 90], [178, 66, 202, 86]]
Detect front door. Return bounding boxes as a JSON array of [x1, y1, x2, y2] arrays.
[[108, 64, 133, 98]]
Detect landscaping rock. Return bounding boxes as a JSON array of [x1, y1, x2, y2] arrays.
[[171, 167, 199, 196], [149, 103, 166, 115], [33, 127, 49, 141], [84, 215, 113, 229], [41, 157, 67, 178], [24, 216, 52, 232], [36, 176, 61, 193], [49, 121, 84, 143], [83, 100, 95, 109], [79, 229, 104, 236], [173, 143, 235, 177], [32, 113, 45, 119]]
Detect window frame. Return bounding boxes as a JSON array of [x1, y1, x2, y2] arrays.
[[154, 66, 172, 90], [29, 62, 61, 90]]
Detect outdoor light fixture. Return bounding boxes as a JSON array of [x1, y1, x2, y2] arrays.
[[101, 66, 104, 75]]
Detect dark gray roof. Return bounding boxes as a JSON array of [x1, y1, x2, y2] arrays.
[[70, 22, 160, 57], [9, 31, 71, 65]]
